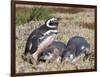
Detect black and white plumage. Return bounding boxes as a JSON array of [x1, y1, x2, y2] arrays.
[[23, 17, 60, 64], [62, 36, 90, 63], [39, 41, 66, 62]]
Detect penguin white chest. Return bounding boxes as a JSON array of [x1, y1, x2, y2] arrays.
[[38, 34, 56, 49]]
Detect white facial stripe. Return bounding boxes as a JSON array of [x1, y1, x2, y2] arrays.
[[81, 45, 85, 50], [51, 17, 57, 21], [46, 18, 57, 28], [43, 30, 58, 35]]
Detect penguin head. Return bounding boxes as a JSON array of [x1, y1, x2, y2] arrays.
[[80, 44, 90, 56], [62, 45, 76, 61], [63, 50, 75, 61], [39, 49, 54, 61], [46, 17, 60, 28]]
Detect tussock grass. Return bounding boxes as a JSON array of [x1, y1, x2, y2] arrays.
[[16, 7, 31, 26], [28, 7, 51, 21], [16, 7, 95, 73], [16, 7, 51, 26]]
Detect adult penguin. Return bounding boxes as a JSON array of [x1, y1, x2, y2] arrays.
[[23, 17, 60, 64]]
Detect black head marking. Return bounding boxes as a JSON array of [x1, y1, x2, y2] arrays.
[[46, 17, 60, 28]]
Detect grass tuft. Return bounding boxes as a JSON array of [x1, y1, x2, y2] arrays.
[[16, 7, 51, 26], [28, 7, 51, 21]]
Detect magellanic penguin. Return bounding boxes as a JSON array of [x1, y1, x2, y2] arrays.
[[62, 36, 90, 63], [23, 17, 60, 64]]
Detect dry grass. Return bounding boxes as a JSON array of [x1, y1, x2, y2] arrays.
[[16, 7, 96, 73]]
